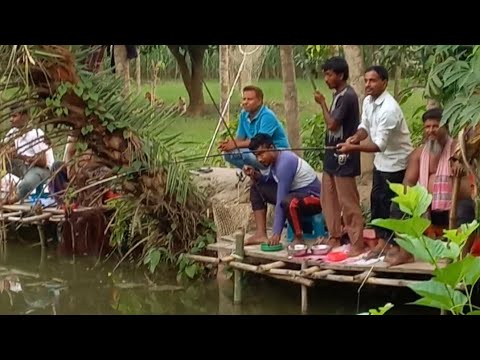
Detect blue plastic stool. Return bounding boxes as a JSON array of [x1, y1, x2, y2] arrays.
[[28, 184, 49, 202], [286, 213, 327, 242]]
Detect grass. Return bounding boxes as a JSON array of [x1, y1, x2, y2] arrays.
[[143, 78, 426, 167]]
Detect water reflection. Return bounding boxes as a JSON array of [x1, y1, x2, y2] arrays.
[[0, 238, 433, 315]]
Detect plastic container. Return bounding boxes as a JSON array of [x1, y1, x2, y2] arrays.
[[286, 213, 327, 242]]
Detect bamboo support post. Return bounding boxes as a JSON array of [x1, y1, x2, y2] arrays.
[[233, 230, 245, 305], [258, 261, 286, 272], [301, 262, 308, 314], [37, 225, 46, 248]]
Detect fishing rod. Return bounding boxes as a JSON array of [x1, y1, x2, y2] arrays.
[[172, 146, 340, 165]]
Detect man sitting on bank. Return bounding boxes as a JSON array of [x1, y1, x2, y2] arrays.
[[218, 85, 289, 172], [3, 106, 54, 204], [388, 108, 476, 265], [243, 134, 321, 246]]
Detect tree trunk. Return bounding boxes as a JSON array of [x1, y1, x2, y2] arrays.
[[136, 51, 141, 91], [343, 45, 372, 184], [393, 64, 402, 101], [280, 45, 301, 156], [219, 45, 230, 127], [168, 45, 206, 116], [114, 45, 130, 93]]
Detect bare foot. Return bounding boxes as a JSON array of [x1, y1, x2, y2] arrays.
[[326, 237, 341, 249], [385, 247, 414, 266], [244, 233, 268, 246], [347, 243, 367, 257]]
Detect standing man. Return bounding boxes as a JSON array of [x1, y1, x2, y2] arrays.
[[218, 85, 289, 171], [337, 65, 413, 259], [313, 56, 366, 256]]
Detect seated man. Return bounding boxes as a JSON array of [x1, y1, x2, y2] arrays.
[[388, 108, 475, 265], [3, 106, 54, 204], [218, 86, 289, 172], [244, 134, 321, 246]]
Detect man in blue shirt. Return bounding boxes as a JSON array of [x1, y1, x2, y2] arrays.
[[218, 85, 289, 170]]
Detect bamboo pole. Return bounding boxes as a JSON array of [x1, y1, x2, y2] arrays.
[[353, 270, 376, 282], [37, 225, 46, 248], [300, 266, 320, 276], [8, 213, 52, 223], [228, 261, 314, 287], [449, 176, 461, 229], [310, 269, 334, 279], [325, 274, 355, 283], [220, 255, 235, 263], [258, 261, 286, 272], [445, 175, 461, 316], [269, 268, 301, 277], [364, 277, 422, 287], [184, 254, 220, 264], [301, 262, 308, 314], [268, 274, 313, 287], [233, 230, 245, 305], [0, 211, 22, 220]]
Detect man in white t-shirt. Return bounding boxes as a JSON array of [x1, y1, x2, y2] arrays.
[[3, 106, 54, 203]]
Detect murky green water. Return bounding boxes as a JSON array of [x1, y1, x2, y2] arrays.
[[0, 236, 435, 315]]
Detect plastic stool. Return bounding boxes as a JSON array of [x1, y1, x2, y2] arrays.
[[286, 213, 327, 242]]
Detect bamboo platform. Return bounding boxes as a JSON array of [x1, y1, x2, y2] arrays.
[[0, 203, 108, 248], [185, 230, 446, 314]]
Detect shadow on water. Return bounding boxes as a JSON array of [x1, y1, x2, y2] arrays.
[[0, 235, 435, 315]]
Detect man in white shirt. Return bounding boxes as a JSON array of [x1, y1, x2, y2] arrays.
[[4, 106, 54, 204], [336, 65, 413, 260]]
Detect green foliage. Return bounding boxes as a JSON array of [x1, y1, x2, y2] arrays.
[[372, 182, 480, 315], [176, 219, 217, 282], [301, 114, 325, 171], [358, 303, 394, 315], [424, 45, 478, 135]]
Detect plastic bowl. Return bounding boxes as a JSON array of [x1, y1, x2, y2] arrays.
[[311, 244, 331, 255], [287, 244, 308, 257], [261, 243, 283, 252]]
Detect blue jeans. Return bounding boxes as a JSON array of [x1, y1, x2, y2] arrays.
[[8, 159, 51, 199], [223, 148, 267, 171]]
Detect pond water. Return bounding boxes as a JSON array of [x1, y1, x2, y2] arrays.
[[0, 238, 435, 315]]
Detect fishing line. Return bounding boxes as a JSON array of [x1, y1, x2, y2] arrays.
[[173, 146, 339, 165]]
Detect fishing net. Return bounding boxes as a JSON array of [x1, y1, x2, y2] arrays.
[[229, 45, 268, 92]]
